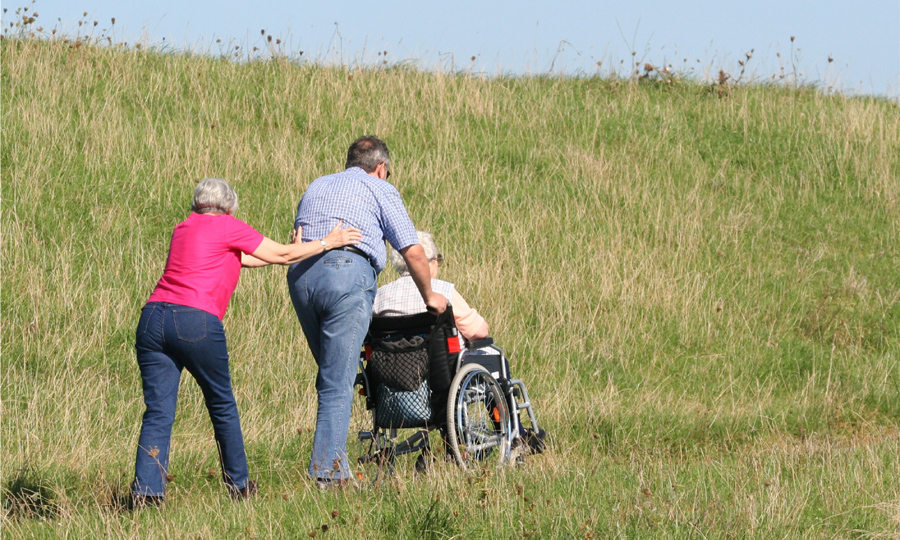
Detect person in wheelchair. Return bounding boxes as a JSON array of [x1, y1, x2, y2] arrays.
[[372, 231, 546, 454]]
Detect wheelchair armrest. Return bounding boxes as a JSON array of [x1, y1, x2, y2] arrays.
[[465, 337, 494, 350]]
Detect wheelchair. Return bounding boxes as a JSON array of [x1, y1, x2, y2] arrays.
[[348, 307, 541, 479]]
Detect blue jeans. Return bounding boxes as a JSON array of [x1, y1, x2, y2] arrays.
[[132, 302, 250, 497], [287, 251, 376, 481]]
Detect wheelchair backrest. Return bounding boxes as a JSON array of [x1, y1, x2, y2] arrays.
[[364, 307, 462, 427]]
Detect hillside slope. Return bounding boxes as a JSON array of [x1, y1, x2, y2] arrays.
[[2, 38, 899, 538]]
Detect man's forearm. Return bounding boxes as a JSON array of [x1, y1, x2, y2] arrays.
[[400, 244, 447, 314], [402, 244, 434, 300]]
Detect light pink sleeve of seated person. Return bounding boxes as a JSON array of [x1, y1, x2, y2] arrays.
[[451, 289, 490, 341]]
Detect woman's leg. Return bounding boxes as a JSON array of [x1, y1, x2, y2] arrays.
[[169, 307, 251, 494], [133, 304, 182, 498]]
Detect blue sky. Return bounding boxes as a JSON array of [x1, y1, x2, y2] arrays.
[[5, 0, 899, 98]]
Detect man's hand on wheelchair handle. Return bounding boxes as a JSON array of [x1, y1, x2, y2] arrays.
[[425, 292, 448, 315]]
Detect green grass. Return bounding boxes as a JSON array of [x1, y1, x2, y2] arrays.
[[2, 35, 899, 538]]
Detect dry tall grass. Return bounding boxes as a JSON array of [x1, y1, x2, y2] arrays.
[[2, 36, 899, 538]]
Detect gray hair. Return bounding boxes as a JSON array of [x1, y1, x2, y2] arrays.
[[345, 136, 390, 173], [192, 177, 238, 214], [390, 231, 439, 276]]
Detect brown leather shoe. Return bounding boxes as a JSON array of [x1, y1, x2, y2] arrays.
[[315, 477, 350, 491], [131, 494, 164, 510], [230, 480, 258, 500]]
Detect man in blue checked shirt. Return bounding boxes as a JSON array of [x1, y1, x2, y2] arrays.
[[287, 136, 448, 487]]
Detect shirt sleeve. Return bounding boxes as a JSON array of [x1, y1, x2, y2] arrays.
[[293, 197, 304, 231], [451, 289, 488, 341], [379, 185, 419, 251], [227, 217, 265, 254]]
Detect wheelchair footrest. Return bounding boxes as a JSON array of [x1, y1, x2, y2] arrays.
[[508, 378, 541, 435]]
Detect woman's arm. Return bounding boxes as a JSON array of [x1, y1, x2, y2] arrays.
[[241, 252, 270, 268], [451, 289, 489, 340], [242, 225, 303, 267], [246, 221, 362, 267]]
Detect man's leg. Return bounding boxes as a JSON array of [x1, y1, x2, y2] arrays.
[[288, 260, 321, 362], [292, 252, 376, 481]]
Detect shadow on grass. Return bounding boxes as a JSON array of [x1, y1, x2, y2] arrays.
[[3, 467, 57, 520]]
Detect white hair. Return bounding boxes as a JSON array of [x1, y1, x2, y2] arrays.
[[390, 231, 439, 276], [192, 177, 238, 214]]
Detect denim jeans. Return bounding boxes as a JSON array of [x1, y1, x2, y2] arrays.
[[132, 302, 250, 497], [287, 251, 376, 480]]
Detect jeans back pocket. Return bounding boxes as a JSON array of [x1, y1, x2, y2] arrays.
[[173, 309, 208, 343]]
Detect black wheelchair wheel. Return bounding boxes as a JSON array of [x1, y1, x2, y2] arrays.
[[446, 363, 511, 471]]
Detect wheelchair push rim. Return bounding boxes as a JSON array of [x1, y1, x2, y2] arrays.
[[446, 363, 511, 471]]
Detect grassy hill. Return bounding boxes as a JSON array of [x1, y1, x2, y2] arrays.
[[2, 35, 899, 538]]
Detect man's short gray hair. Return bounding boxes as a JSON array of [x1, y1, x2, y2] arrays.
[[390, 231, 439, 276], [192, 177, 238, 215], [345, 136, 390, 173]]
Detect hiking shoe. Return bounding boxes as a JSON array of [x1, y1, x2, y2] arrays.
[[523, 428, 546, 454], [315, 477, 351, 491], [131, 494, 164, 510], [230, 480, 258, 500]]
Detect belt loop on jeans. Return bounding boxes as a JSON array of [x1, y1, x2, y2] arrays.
[[335, 245, 373, 267]]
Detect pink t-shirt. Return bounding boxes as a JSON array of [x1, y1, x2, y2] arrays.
[[147, 213, 264, 320]]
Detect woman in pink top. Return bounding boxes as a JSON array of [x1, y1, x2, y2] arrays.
[[132, 178, 361, 507]]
